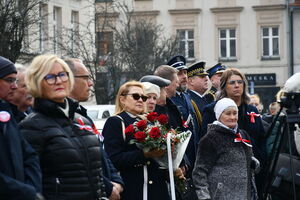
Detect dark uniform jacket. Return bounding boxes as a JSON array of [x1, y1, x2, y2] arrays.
[[187, 90, 209, 114], [155, 98, 184, 131], [187, 89, 210, 141], [102, 111, 169, 200], [171, 93, 198, 169], [204, 86, 217, 104], [19, 98, 105, 200], [0, 100, 42, 200], [201, 102, 266, 167]]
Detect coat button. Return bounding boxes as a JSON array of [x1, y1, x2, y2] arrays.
[[149, 180, 153, 184], [147, 161, 151, 165]]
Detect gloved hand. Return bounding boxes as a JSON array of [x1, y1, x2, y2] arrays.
[[144, 149, 165, 158], [251, 156, 260, 174], [35, 193, 45, 200]]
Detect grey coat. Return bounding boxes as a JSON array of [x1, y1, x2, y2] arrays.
[[192, 124, 254, 200]]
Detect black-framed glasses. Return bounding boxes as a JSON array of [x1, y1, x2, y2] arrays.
[[1, 77, 18, 84], [123, 93, 148, 102], [228, 80, 243, 85], [44, 71, 69, 85], [74, 75, 93, 81]]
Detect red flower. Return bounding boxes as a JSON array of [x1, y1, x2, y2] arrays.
[[125, 124, 135, 135], [134, 131, 147, 142], [157, 114, 168, 125], [147, 112, 159, 122], [149, 127, 161, 139], [136, 120, 148, 131]]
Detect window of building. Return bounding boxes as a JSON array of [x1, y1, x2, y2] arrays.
[[219, 28, 236, 60], [261, 27, 279, 59], [53, 6, 61, 54], [96, 31, 113, 61], [71, 10, 79, 53], [39, 3, 48, 52], [177, 29, 194, 60]]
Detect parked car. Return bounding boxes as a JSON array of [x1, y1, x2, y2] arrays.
[[85, 105, 115, 131]]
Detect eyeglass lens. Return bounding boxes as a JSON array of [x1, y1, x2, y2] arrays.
[[74, 75, 92, 81], [130, 93, 148, 102], [228, 80, 243, 85], [44, 72, 69, 84], [2, 77, 18, 84]]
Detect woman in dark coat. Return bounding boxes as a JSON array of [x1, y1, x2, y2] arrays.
[[193, 98, 258, 200], [102, 81, 170, 200], [19, 55, 105, 200]]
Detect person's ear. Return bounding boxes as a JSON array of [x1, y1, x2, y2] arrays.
[[120, 95, 126, 106]]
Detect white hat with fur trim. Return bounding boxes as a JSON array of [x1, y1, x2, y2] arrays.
[[142, 82, 160, 97]]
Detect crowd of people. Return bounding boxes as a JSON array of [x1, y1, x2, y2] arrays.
[[0, 54, 285, 200]]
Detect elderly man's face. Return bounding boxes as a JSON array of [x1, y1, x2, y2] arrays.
[[8, 71, 33, 108], [0, 73, 18, 100], [70, 61, 93, 102]]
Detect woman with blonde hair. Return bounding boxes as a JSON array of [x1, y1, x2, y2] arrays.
[[19, 54, 105, 200], [102, 81, 170, 200]]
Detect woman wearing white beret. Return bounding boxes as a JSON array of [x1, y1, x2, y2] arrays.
[[193, 98, 259, 200]]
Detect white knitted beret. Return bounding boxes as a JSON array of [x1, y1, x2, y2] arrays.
[[214, 98, 238, 120]]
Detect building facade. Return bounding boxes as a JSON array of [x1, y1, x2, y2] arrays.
[[21, 0, 95, 60], [96, 0, 295, 108]]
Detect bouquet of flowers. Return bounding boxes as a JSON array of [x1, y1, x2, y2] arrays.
[[124, 112, 191, 169]]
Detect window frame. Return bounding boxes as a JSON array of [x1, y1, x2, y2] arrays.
[[71, 10, 79, 53], [177, 29, 195, 61], [218, 28, 237, 61], [261, 26, 280, 60]]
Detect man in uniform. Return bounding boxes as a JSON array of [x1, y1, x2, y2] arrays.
[[205, 63, 226, 103], [187, 61, 210, 141], [165, 56, 199, 169]]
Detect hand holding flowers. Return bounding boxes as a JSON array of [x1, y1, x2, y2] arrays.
[[124, 112, 191, 168]]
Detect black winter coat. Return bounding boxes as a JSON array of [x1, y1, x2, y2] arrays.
[[102, 111, 170, 200], [0, 100, 42, 200], [19, 98, 104, 200], [76, 105, 124, 197]]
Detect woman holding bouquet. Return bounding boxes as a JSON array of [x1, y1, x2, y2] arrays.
[[193, 98, 259, 200], [102, 81, 170, 200]]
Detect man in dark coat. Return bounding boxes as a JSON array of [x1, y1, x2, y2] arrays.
[[186, 61, 210, 141], [66, 58, 124, 199], [0, 56, 43, 200], [154, 65, 195, 170]]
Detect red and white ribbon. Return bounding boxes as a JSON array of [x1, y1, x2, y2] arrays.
[[234, 133, 252, 147], [247, 112, 260, 123]]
